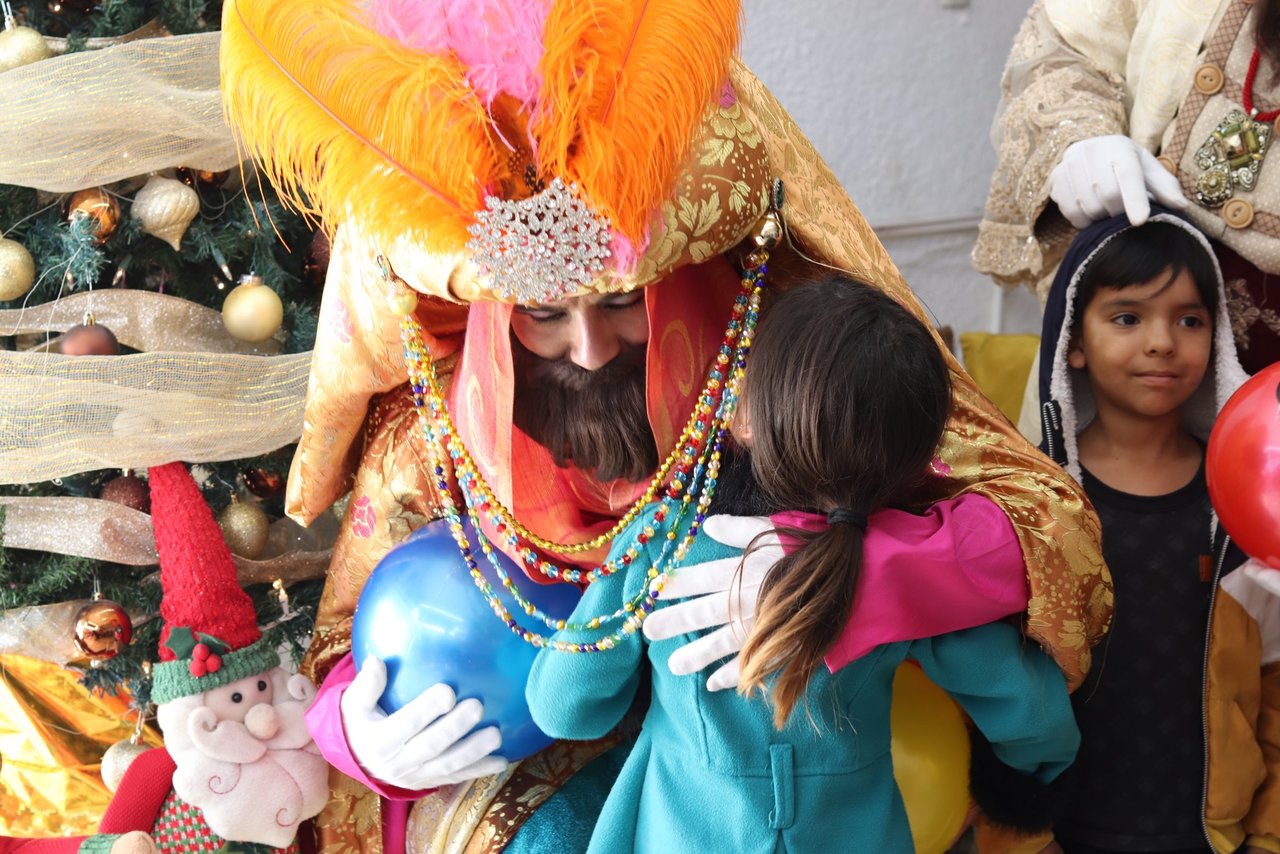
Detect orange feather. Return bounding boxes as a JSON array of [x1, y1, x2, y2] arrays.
[[220, 0, 501, 254], [534, 0, 742, 246]]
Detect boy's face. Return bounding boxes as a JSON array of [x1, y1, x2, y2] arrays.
[[1068, 267, 1212, 421]]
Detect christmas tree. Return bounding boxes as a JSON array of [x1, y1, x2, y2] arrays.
[[0, 0, 331, 832]]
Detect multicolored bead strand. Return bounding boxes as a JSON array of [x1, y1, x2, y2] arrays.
[[389, 259, 765, 651]]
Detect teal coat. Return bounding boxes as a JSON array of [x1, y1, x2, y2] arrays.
[[526, 511, 1079, 854]]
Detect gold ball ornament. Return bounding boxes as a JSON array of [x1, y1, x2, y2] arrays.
[[222, 273, 284, 343], [218, 498, 270, 559], [67, 188, 121, 244], [131, 175, 200, 251], [0, 237, 35, 301], [73, 597, 133, 666], [0, 25, 52, 73], [101, 738, 148, 792]]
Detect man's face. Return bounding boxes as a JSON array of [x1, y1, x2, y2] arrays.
[[510, 290, 657, 482], [510, 290, 649, 370]]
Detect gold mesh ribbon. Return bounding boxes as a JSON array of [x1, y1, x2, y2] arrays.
[[0, 290, 279, 355], [1, 497, 158, 564], [42, 18, 173, 55], [0, 31, 237, 192], [0, 601, 97, 664], [0, 497, 333, 605], [0, 350, 309, 482]]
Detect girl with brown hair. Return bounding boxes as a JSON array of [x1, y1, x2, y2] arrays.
[[527, 275, 1081, 853]]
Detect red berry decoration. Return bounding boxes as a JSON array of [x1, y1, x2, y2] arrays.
[[193, 643, 210, 661], [190, 660, 207, 677], [205, 654, 222, 673]]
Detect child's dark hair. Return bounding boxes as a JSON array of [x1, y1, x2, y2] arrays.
[[737, 275, 951, 728], [1072, 221, 1219, 326]]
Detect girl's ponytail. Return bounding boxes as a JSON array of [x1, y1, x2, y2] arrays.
[[739, 515, 865, 729], [731, 276, 951, 731]]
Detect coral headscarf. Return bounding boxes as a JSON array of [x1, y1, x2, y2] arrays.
[[452, 256, 741, 569]]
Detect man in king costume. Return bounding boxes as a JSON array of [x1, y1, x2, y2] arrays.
[[220, 0, 1113, 850]]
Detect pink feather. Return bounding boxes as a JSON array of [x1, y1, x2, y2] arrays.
[[365, 0, 551, 106]]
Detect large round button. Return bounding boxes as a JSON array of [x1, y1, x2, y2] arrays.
[[1195, 63, 1225, 95], [1156, 155, 1178, 175], [1224, 198, 1255, 229]]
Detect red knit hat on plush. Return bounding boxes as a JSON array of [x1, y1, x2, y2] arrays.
[[148, 462, 278, 704]]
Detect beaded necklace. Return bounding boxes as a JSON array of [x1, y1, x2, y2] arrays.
[[385, 219, 774, 652]]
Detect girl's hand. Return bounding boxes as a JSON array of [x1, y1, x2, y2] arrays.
[[642, 515, 780, 691]]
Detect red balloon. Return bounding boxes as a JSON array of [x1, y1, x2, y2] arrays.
[[1207, 362, 1280, 569]]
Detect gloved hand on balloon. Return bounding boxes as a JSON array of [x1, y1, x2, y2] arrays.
[[643, 514, 780, 692], [341, 656, 509, 790], [1048, 134, 1188, 229]]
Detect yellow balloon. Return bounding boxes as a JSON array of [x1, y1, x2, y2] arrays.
[[890, 662, 970, 854]]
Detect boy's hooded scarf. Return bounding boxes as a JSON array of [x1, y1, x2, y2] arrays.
[[1039, 207, 1249, 482]]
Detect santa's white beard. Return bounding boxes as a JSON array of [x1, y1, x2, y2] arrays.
[[163, 687, 328, 847]]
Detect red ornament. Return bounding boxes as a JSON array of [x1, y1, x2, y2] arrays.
[[243, 467, 285, 500], [1207, 362, 1280, 569], [60, 317, 119, 356], [100, 474, 149, 513], [73, 597, 133, 664], [302, 230, 331, 289], [176, 167, 230, 189], [66, 188, 120, 244]]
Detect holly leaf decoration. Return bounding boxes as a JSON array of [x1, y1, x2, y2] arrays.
[[164, 627, 229, 659]]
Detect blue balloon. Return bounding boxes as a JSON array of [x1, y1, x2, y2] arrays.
[[351, 518, 582, 761]]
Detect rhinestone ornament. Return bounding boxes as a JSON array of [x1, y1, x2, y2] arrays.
[[466, 177, 613, 304]]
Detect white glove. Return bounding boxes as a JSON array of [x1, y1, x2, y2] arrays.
[[642, 515, 782, 692], [1048, 134, 1188, 229], [341, 657, 508, 790]]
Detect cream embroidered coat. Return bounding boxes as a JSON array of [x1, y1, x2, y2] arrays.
[[973, 0, 1280, 294]]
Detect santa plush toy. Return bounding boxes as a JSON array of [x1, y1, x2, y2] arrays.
[[1, 462, 329, 853]]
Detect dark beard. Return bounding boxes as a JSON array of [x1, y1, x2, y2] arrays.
[[511, 337, 659, 482]]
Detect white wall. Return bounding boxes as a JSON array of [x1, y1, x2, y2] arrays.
[[740, 0, 1043, 344]]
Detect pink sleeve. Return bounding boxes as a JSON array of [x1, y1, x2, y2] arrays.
[[806, 493, 1028, 671], [305, 653, 435, 802]]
